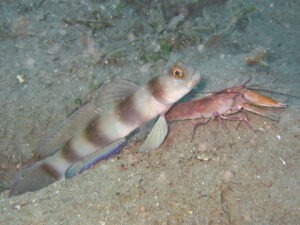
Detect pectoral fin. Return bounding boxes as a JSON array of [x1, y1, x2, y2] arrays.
[[65, 138, 126, 178], [138, 116, 168, 152]]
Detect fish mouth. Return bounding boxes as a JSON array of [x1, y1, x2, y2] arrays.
[[188, 69, 201, 89]]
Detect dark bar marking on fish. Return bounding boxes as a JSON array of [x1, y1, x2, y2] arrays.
[[147, 77, 168, 104], [40, 162, 62, 179], [61, 140, 83, 163], [84, 121, 113, 147], [116, 95, 144, 125]]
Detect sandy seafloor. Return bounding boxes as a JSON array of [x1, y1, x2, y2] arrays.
[[0, 0, 299, 224]]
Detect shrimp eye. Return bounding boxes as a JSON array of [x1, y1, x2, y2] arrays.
[[171, 66, 185, 79]]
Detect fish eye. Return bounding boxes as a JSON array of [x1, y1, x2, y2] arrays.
[[171, 66, 185, 79]]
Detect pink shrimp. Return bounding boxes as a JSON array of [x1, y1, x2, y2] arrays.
[[165, 80, 287, 138]]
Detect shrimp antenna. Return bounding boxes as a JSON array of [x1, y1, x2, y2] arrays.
[[242, 76, 300, 99], [242, 77, 252, 86]]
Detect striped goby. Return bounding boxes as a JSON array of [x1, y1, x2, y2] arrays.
[[10, 62, 201, 196]]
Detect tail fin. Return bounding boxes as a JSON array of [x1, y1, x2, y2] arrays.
[[9, 156, 66, 196], [9, 139, 127, 196], [10, 161, 56, 196]]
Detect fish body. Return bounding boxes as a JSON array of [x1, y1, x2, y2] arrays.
[[10, 62, 201, 196]]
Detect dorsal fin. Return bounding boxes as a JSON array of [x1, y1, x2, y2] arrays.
[[37, 103, 101, 157], [37, 79, 138, 157], [93, 78, 139, 112]]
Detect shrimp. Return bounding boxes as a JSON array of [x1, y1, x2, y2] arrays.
[[165, 79, 287, 138]]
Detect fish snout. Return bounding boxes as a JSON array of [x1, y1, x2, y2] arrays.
[[187, 69, 201, 89]]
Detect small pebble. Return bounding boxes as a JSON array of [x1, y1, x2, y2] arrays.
[[276, 134, 281, 140], [223, 170, 234, 182], [279, 158, 286, 165]]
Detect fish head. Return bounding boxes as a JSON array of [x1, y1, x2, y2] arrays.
[[151, 62, 201, 105]]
